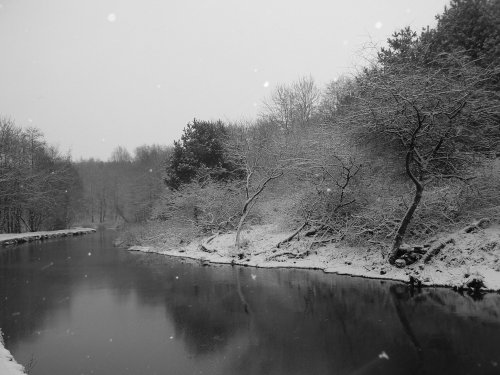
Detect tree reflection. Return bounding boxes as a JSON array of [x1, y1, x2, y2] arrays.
[[2, 234, 500, 375]]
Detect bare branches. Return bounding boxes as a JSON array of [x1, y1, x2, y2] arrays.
[[0, 118, 81, 232], [260, 76, 320, 132], [334, 44, 500, 261]]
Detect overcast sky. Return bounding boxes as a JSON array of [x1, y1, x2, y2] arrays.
[[0, 0, 449, 160]]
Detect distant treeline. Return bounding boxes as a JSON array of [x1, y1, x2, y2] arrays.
[[0, 119, 81, 233], [75, 145, 171, 225], [0, 119, 171, 233]]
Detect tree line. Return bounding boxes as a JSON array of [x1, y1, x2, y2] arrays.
[[75, 144, 171, 225], [0, 118, 171, 233], [156, 0, 500, 261], [0, 118, 81, 233]]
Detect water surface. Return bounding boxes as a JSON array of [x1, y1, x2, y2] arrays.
[[1, 231, 499, 375]]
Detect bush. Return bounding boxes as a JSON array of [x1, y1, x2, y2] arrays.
[[152, 179, 244, 235]]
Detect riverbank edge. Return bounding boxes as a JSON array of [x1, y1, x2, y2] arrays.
[[0, 228, 96, 247], [122, 224, 500, 292], [0, 329, 26, 375]]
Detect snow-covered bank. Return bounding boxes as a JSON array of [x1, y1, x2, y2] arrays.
[[0, 329, 25, 375], [125, 222, 500, 291], [0, 228, 96, 247]]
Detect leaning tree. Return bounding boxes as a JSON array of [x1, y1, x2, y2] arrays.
[[354, 35, 499, 263]]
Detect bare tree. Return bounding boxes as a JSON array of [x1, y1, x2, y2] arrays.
[[261, 76, 320, 132], [353, 52, 500, 263], [109, 145, 132, 163], [226, 124, 289, 252], [262, 84, 296, 133], [292, 75, 321, 124]]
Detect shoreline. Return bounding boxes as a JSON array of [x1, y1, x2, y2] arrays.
[[0, 228, 96, 247], [124, 223, 500, 292], [129, 246, 420, 284], [0, 330, 25, 375]]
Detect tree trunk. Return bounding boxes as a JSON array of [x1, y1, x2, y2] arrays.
[[235, 209, 250, 251], [389, 182, 423, 264], [234, 172, 282, 252], [389, 150, 424, 264]]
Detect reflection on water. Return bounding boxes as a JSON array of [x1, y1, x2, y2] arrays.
[[1, 231, 500, 375]]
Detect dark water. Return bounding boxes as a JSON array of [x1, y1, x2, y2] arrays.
[[1, 231, 500, 375]]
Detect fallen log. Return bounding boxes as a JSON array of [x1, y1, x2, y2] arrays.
[[276, 222, 308, 248]]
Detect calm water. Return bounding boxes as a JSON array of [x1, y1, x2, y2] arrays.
[[1, 230, 500, 375]]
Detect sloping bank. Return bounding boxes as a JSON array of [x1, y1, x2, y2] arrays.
[[0, 228, 96, 247], [123, 223, 500, 292], [0, 330, 25, 375]]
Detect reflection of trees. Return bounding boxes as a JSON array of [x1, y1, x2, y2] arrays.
[[390, 284, 423, 374], [152, 264, 249, 356], [0, 232, 136, 347], [3, 234, 500, 375], [0, 241, 75, 345], [161, 266, 500, 375]]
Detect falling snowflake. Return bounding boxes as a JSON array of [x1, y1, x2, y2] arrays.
[[107, 13, 116, 23], [263, 81, 270, 88], [378, 351, 389, 360], [253, 68, 258, 73], [375, 21, 383, 29], [251, 274, 257, 280]]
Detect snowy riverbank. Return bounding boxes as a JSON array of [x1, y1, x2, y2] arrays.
[[0, 330, 25, 375], [0, 228, 96, 247], [125, 222, 500, 292]]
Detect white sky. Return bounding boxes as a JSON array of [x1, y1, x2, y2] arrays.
[[0, 0, 449, 160]]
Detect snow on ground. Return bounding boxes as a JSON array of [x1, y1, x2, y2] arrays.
[[0, 330, 25, 375], [0, 228, 96, 246], [127, 222, 500, 291]]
